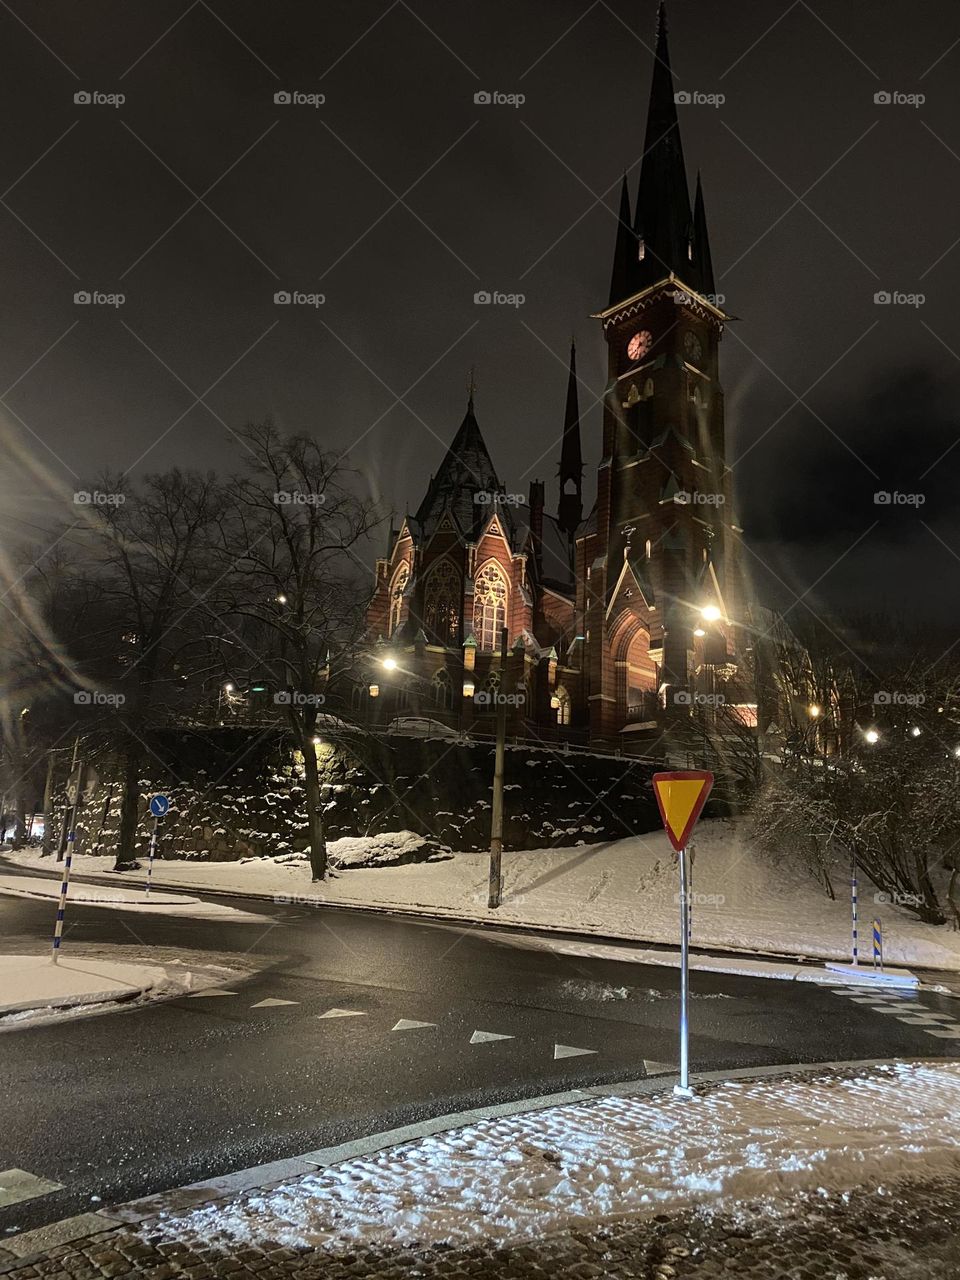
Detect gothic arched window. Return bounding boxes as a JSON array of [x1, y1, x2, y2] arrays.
[[388, 564, 409, 637], [423, 559, 461, 646], [473, 560, 508, 651], [432, 668, 452, 711]]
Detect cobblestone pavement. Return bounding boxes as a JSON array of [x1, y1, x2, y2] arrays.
[[2, 1175, 959, 1280]]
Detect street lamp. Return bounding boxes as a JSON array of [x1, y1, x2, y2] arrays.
[[275, 593, 287, 605], [864, 728, 879, 745], [382, 656, 398, 671], [701, 604, 721, 622], [910, 725, 921, 737], [693, 626, 706, 638], [808, 704, 820, 718]]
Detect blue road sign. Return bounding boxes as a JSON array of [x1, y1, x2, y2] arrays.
[[149, 795, 170, 817]]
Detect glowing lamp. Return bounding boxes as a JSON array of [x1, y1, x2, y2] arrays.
[[693, 627, 706, 638], [701, 604, 721, 622], [808, 704, 820, 718], [368, 684, 379, 697], [382, 656, 398, 671], [864, 728, 879, 745], [910, 726, 921, 737]]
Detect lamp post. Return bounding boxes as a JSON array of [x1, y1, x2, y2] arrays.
[[488, 626, 509, 909]]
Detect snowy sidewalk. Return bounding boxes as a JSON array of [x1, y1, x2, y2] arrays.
[[0, 954, 166, 1016], [3, 1063, 960, 1278]]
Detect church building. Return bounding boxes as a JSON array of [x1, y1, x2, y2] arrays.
[[355, 3, 751, 751]]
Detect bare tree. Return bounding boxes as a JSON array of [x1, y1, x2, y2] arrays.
[[213, 423, 383, 880]]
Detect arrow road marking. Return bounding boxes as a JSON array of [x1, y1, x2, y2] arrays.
[[643, 1060, 677, 1075], [251, 998, 299, 1008], [391, 1019, 436, 1032], [469, 1030, 514, 1044], [553, 1043, 596, 1059], [318, 1008, 366, 1019], [187, 989, 237, 998]]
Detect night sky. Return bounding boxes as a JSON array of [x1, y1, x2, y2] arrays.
[[2, 0, 959, 628]]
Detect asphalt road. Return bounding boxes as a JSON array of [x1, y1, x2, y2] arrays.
[[2, 876, 958, 1236]]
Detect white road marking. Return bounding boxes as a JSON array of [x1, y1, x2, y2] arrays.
[[896, 1014, 955, 1025], [925, 1027, 960, 1039], [0, 1169, 64, 1208], [251, 998, 299, 1008], [391, 1019, 436, 1032], [317, 1008, 366, 1019], [187, 989, 237, 998], [469, 1030, 513, 1044], [643, 1060, 676, 1075], [554, 1043, 597, 1059]]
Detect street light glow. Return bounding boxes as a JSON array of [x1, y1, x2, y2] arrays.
[[701, 604, 721, 622], [276, 593, 287, 605], [808, 704, 820, 718], [382, 656, 398, 670], [910, 725, 921, 737], [693, 626, 706, 638], [864, 728, 879, 745], [224, 682, 234, 693]]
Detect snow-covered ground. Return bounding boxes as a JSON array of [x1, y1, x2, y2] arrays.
[[151, 1062, 960, 1252], [0, 874, 270, 920], [9, 820, 958, 971], [0, 952, 248, 1026]]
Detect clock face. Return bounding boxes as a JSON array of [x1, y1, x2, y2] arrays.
[[627, 329, 652, 362], [683, 331, 703, 364]]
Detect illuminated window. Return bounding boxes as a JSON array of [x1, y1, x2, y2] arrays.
[[555, 686, 571, 726], [389, 564, 409, 637], [432, 667, 453, 710], [423, 559, 461, 646], [473, 561, 509, 651]]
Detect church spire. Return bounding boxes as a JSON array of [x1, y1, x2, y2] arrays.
[[633, 0, 693, 288], [557, 338, 583, 536], [608, 171, 636, 306], [692, 171, 715, 295]]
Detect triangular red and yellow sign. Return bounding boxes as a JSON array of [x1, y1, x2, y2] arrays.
[[652, 771, 714, 851]]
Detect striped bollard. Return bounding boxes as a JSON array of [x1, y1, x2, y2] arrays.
[[851, 866, 859, 966], [873, 918, 883, 970], [51, 833, 75, 964]]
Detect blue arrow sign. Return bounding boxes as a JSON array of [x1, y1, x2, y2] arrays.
[[149, 795, 170, 817]]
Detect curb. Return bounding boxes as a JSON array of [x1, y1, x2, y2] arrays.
[[0, 856, 944, 986], [1, 1055, 950, 1270]]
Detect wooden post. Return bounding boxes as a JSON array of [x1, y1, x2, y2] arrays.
[[487, 626, 508, 909]]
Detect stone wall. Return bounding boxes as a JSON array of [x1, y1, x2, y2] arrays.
[[69, 726, 666, 861]]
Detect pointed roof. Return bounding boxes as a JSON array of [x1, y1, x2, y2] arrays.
[[557, 340, 584, 537], [413, 392, 505, 541], [608, 172, 637, 306], [692, 172, 715, 295], [634, 2, 693, 289]]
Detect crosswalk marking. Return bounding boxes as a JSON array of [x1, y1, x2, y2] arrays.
[[251, 998, 299, 1008], [926, 1027, 960, 1039], [391, 1019, 436, 1032], [317, 1008, 365, 1019], [469, 1030, 513, 1044], [554, 1043, 596, 1059], [833, 983, 960, 1042]]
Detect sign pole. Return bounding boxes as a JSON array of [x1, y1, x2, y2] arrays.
[[651, 770, 714, 1099], [145, 817, 159, 897], [851, 852, 859, 966], [487, 626, 508, 909], [678, 844, 691, 1091]]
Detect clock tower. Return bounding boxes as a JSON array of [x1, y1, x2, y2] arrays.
[[578, 1, 741, 742]]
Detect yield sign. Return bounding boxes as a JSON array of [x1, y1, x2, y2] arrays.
[[652, 770, 714, 851]]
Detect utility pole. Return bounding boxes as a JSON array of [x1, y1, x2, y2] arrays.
[[56, 737, 80, 862], [487, 626, 508, 909]]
